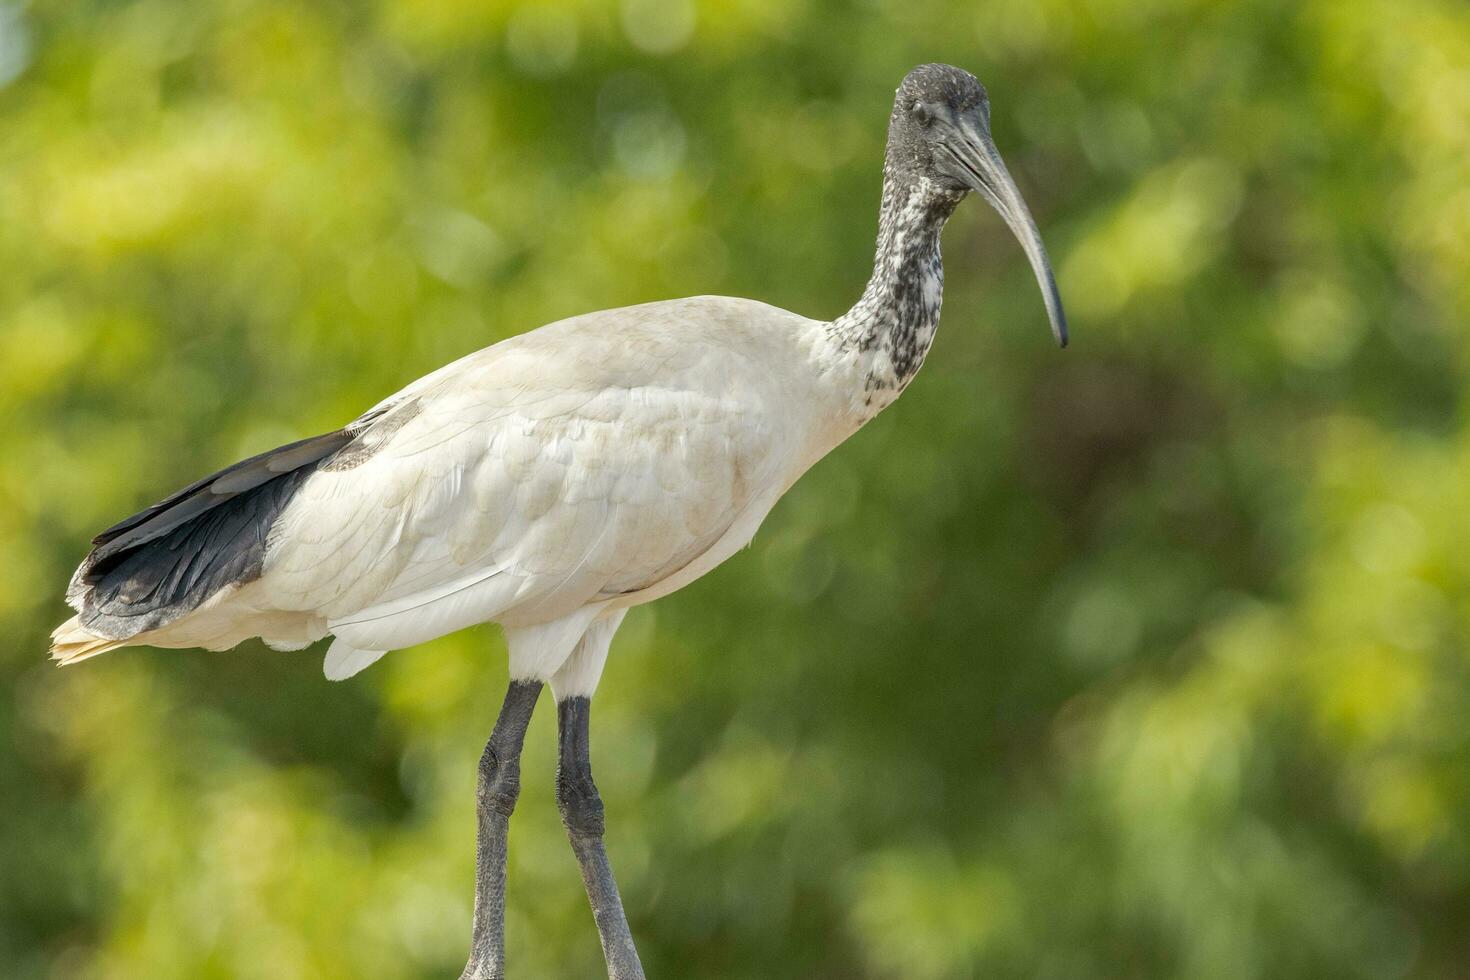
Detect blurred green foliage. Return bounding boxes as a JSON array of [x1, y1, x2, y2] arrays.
[[2, 0, 1469, 976]]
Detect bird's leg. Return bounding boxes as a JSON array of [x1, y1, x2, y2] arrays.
[[461, 679, 542, 980], [556, 696, 645, 980]]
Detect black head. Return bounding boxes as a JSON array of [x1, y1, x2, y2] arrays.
[[886, 63, 1069, 347], [886, 64, 989, 188]]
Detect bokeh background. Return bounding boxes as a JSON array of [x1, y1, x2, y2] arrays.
[[3, 0, 1469, 976]]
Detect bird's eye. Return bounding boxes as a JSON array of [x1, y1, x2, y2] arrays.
[[912, 102, 933, 126]]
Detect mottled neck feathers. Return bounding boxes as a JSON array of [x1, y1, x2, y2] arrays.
[[830, 177, 961, 408]]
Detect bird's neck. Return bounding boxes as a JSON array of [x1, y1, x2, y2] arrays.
[[828, 176, 962, 417]]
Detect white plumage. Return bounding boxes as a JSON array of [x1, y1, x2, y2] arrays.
[[50, 64, 1070, 980], [55, 296, 862, 695], [52, 66, 1068, 709]]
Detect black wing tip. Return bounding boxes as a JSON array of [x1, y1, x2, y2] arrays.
[[72, 426, 361, 636], [88, 429, 354, 551]]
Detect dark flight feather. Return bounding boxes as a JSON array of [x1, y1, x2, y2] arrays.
[[68, 400, 412, 641]]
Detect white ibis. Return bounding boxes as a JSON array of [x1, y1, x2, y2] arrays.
[[51, 64, 1067, 979]]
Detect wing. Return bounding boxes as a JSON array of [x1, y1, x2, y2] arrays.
[[260, 301, 811, 651], [65, 399, 414, 640]]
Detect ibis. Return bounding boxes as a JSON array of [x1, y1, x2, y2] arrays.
[[52, 64, 1067, 979]]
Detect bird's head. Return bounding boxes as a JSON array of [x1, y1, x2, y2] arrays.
[[888, 63, 1068, 347]]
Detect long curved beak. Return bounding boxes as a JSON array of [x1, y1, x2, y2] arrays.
[[939, 117, 1069, 348]]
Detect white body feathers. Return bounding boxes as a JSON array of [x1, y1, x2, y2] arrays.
[[58, 296, 880, 695]]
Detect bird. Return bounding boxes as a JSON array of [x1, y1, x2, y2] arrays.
[[50, 63, 1067, 979]]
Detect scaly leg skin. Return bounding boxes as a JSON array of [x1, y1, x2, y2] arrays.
[[557, 696, 646, 980], [460, 680, 542, 980]]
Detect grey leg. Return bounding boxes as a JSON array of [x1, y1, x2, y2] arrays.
[[556, 696, 646, 980], [461, 680, 542, 980]]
